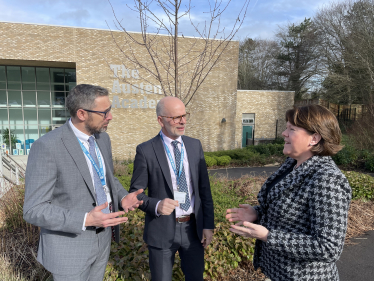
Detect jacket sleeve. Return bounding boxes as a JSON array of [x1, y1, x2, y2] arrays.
[[197, 141, 215, 229], [265, 173, 352, 262], [129, 144, 159, 217], [23, 140, 86, 235]]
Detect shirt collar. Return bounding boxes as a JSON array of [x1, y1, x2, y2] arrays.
[[69, 118, 94, 144], [160, 130, 182, 146]]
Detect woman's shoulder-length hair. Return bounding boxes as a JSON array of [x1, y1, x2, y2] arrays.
[[286, 104, 343, 156]]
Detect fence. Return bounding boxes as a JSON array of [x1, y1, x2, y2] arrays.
[[294, 99, 367, 121]]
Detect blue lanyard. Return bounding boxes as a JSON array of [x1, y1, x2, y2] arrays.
[[160, 132, 184, 188], [77, 138, 106, 187]]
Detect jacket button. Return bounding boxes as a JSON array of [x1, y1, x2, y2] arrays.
[[92, 203, 96, 206]]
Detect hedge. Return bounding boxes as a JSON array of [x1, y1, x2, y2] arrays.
[[343, 171, 374, 200]]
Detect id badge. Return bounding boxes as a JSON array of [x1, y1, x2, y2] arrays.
[[103, 185, 110, 196], [174, 191, 186, 204]]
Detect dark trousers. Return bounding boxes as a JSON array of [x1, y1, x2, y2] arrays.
[[148, 217, 204, 281]]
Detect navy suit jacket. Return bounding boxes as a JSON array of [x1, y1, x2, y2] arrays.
[[129, 134, 214, 249]]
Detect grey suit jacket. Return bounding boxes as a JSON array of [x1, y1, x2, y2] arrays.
[[23, 121, 128, 275], [129, 134, 214, 249]]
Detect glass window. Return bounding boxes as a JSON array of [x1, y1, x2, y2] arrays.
[[10, 125, 24, 153], [7, 66, 21, 82], [51, 84, 65, 92], [0, 108, 8, 127], [0, 66, 5, 81], [22, 67, 36, 90], [24, 108, 38, 124], [52, 91, 65, 107], [52, 109, 68, 124], [9, 108, 23, 125], [0, 90, 7, 107], [50, 68, 65, 83], [23, 91, 37, 107], [25, 125, 38, 154], [36, 67, 50, 83], [65, 69, 76, 83], [39, 125, 52, 138], [38, 108, 51, 125], [37, 91, 51, 107], [36, 68, 50, 91], [8, 91, 22, 107]]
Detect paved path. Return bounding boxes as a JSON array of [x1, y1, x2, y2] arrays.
[[209, 166, 374, 281]]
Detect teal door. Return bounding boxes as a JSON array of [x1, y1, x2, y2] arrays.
[[242, 126, 253, 147]]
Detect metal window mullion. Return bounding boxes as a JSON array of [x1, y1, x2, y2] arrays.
[[20, 67, 26, 152], [5, 66, 11, 154], [35, 67, 40, 138]]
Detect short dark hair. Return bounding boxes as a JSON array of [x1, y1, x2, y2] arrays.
[[285, 104, 343, 156], [66, 84, 109, 117]]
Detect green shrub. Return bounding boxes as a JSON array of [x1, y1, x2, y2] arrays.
[[216, 156, 231, 166], [247, 143, 284, 156], [117, 175, 132, 190], [343, 171, 374, 200], [127, 163, 134, 175], [333, 145, 360, 166], [205, 155, 217, 167], [364, 154, 374, 172]]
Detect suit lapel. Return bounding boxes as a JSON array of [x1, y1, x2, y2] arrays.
[[182, 136, 198, 195], [61, 122, 95, 198], [152, 135, 173, 193]]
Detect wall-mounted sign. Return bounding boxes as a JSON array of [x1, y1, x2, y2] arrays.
[[1, 143, 6, 150], [110, 65, 163, 109]]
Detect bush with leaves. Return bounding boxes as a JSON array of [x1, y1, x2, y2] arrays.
[[204, 155, 217, 167], [365, 154, 374, 172], [216, 156, 231, 166], [343, 171, 374, 200], [332, 145, 360, 166]]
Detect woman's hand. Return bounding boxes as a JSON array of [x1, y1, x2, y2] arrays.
[[226, 204, 258, 223], [229, 221, 269, 242]]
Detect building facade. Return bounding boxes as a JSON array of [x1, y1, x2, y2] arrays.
[[0, 22, 294, 159]]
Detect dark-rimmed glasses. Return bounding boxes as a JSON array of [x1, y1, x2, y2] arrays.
[[82, 106, 112, 119], [160, 113, 190, 123]]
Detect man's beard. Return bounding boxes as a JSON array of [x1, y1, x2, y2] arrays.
[[85, 119, 107, 135]]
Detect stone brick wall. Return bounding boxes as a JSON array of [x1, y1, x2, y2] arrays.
[[235, 90, 294, 147], [0, 22, 239, 158]]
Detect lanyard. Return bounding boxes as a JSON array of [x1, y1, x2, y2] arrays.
[[77, 138, 106, 187], [160, 132, 184, 188]]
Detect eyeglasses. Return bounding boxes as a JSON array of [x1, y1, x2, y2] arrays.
[[82, 106, 112, 119], [160, 113, 190, 123]]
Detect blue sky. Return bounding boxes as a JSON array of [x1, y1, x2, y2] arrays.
[[0, 0, 345, 40]]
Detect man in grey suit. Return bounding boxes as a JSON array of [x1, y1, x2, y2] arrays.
[[23, 84, 143, 281], [129, 96, 215, 281]]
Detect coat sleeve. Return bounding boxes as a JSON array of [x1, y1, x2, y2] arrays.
[[23, 140, 86, 235], [265, 172, 351, 262], [129, 144, 160, 217], [197, 141, 215, 229]]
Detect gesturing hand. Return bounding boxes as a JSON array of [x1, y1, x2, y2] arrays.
[[226, 204, 258, 223], [85, 202, 128, 228], [157, 198, 179, 215], [229, 221, 269, 242], [121, 189, 144, 212]]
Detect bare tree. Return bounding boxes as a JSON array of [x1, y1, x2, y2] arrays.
[[108, 0, 249, 105], [237, 38, 282, 90], [314, 0, 374, 106]]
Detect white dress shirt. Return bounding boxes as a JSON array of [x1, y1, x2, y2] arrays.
[[156, 130, 195, 217], [69, 119, 112, 229]]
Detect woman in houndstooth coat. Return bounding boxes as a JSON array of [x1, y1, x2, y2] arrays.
[[226, 105, 352, 281]]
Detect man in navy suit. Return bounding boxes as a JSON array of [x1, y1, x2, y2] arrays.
[[129, 96, 214, 281]]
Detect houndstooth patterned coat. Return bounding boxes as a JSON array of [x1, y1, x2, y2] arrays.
[[253, 155, 351, 281]]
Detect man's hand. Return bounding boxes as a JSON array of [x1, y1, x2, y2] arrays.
[[121, 189, 144, 212], [157, 198, 179, 215], [226, 204, 258, 224], [85, 202, 128, 228], [229, 221, 269, 242], [201, 229, 213, 248]]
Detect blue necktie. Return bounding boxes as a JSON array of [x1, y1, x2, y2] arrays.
[[171, 140, 190, 211], [88, 136, 109, 214]]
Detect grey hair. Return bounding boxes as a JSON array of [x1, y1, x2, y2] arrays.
[[156, 98, 165, 117], [66, 84, 109, 117]]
